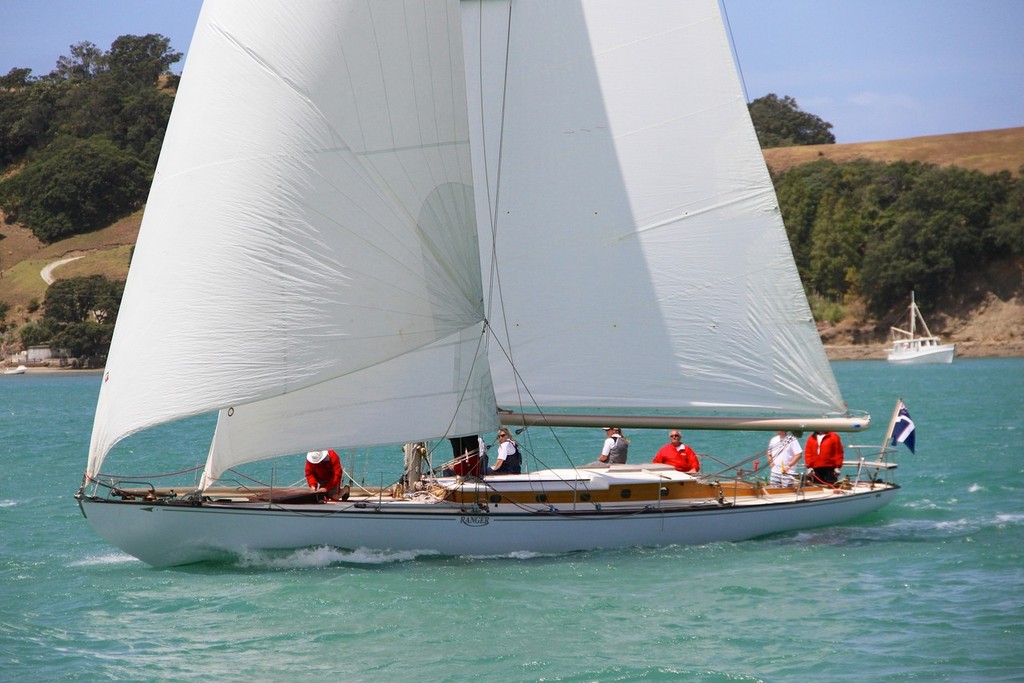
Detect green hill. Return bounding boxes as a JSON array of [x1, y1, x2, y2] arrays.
[[2, 127, 1023, 358]]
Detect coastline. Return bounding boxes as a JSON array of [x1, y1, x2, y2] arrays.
[[7, 341, 1023, 374], [825, 341, 1024, 360], [2, 366, 103, 375]]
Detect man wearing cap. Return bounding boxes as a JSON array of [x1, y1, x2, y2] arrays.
[[597, 427, 629, 464], [305, 449, 350, 501]]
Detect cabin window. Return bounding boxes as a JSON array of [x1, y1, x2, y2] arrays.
[[535, 493, 548, 503], [620, 489, 632, 499]]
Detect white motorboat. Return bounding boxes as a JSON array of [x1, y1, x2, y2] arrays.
[[887, 292, 956, 364]]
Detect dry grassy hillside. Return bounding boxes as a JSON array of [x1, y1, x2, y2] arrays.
[[0, 210, 142, 329], [2, 127, 1023, 357], [762, 126, 1024, 177]]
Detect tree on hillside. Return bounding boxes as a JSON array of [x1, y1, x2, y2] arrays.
[[51, 36, 181, 87], [0, 67, 33, 88], [106, 34, 182, 88], [18, 318, 58, 349], [0, 135, 148, 242], [110, 85, 174, 166], [749, 94, 835, 148], [37, 275, 124, 359], [52, 320, 114, 360], [807, 192, 867, 299], [48, 35, 179, 166], [43, 275, 123, 325], [0, 76, 56, 168], [987, 169, 1024, 256], [0, 34, 180, 240], [860, 166, 1008, 314], [53, 42, 105, 82], [774, 156, 1020, 319]]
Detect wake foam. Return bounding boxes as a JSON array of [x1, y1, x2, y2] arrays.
[[70, 552, 140, 566], [235, 545, 438, 568]]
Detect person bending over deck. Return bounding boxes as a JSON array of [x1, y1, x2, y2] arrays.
[[305, 449, 350, 501]]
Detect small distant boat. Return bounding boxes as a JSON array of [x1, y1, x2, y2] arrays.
[[3, 365, 27, 375], [887, 292, 956, 364]]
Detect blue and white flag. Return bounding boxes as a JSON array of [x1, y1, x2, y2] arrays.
[[890, 401, 916, 453]]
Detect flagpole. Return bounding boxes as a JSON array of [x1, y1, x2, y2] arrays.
[[880, 398, 903, 463]]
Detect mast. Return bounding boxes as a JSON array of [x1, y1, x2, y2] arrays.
[[910, 291, 917, 338], [879, 398, 904, 463], [912, 291, 935, 339]]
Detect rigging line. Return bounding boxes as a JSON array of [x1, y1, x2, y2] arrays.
[[89, 464, 205, 481], [485, 324, 596, 490], [480, 0, 516, 346], [698, 447, 766, 479], [470, 3, 553, 473], [430, 321, 491, 454], [719, 0, 750, 103], [463, 9, 620, 488], [342, 469, 375, 499]]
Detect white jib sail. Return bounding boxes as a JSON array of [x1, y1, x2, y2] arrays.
[[464, 0, 843, 416]]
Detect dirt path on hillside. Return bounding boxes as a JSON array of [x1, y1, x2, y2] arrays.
[[40, 255, 85, 284]]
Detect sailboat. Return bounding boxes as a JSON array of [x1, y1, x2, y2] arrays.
[[887, 292, 956, 364], [77, 0, 900, 567]]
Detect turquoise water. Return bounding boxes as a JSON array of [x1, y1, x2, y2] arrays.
[[2, 360, 1022, 681]]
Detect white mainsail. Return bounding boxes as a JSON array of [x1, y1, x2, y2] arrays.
[[88, 1, 490, 477], [88, 0, 849, 483]]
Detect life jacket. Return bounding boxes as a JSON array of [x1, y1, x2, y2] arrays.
[[608, 435, 629, 464], [505, 440, 522, 474]]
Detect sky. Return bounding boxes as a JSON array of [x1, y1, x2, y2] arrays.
[[1, 0, 1021, 144]]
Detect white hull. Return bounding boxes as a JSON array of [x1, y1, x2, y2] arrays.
[[80, 3, 900, 570], [79, 473, 898, 567], [887, 341, 956, 364]]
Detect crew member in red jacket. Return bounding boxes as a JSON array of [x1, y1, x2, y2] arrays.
[[652, 430, 700, 473], [305, 449, 350, 500], [804, 431, 844, 485]]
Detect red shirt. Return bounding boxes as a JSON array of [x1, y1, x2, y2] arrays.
[[804, 432, 844, 469], [305, 450, 342, 490], [653, 443, 700, 472]]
